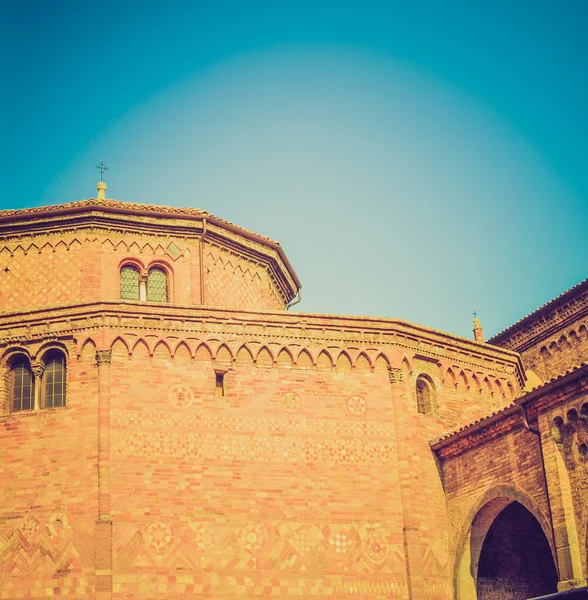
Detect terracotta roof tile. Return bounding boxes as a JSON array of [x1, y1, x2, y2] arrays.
[[489, 278, 588, 342], [0, 198, 279, 245], [0, 197, 207, 218], [434, 362, 588, 445], [434, 403, 517, 443]]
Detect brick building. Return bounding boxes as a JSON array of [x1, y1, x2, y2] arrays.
[[0, 182, 586, 599]]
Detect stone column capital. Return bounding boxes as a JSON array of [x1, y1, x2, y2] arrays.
[[96, 349, 112, 366], [388, 366, 404, 384], [31, 362, 45, 378]]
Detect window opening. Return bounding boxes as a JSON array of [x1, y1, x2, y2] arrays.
[[120, 265, 140, 300], [215, 372, 225, 397], [12, 360, 33, 411], [416, 375, 434, 415], [147, 267, 168, 302], [44, 354, 66, 408]]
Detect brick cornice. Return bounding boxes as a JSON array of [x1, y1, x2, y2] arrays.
[[0, 199, 301, 299], [489, 279, 588, 352], [431, 364, 588, 458], [0, 198, 249, 237], [515, 364, 588, 412], [431, 406, 524, 459], [0, 301, 525, 381]]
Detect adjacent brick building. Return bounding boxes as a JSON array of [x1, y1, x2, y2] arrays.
[[0, 182, 586, 599]]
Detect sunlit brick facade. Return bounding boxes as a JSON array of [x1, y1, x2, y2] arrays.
[[0, 186, 587, 599]]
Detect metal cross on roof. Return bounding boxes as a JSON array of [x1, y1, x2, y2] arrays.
[[473, 310, 478, 319], [96, 161, 108, 181]]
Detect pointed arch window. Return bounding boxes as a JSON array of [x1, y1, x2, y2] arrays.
[[120, 265, 140, 300], [147, 267, 168, 302], [44, 353, 66, 408], [12, 358, 33, 411]]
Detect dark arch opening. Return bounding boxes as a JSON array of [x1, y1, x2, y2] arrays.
[[476, 501, 557, 599]]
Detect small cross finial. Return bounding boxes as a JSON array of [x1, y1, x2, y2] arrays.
[[473, 310, 484, 342], [96, 161, 108, 182]]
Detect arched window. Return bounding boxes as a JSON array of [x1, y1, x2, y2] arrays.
[[416, 375, 435, 415], [120, 265, 140, 300], [147, 267, 168, 302], [44, 353, 66, 408], [12, 357, 33, 412]]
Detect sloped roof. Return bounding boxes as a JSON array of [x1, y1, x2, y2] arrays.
[[0, 197, 280, 244], [489, 278, 588, 345], [431, 362, 588, 449], [0, 196, 302, 299], [431, 402, 518, 447]]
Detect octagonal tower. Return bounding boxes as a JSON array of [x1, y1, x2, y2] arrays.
[[0, 183, 300, 313]]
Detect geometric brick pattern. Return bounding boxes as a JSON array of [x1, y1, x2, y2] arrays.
[[110, 572, 409, 598], [116, 422, 395, 465], [0, 508, 93, 596], [110, 517, 409, 598], [205, 246, 284, 311], [111, 409, 395, 438], [0, 244, 82, 310], [113, 519, 406, 572]]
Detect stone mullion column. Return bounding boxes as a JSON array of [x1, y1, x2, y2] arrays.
[[139, 272, 148, 302], [540, 426, 586, 591], [31, 362, 44, 410], [95, 349, 113, 600], [388, 367, 424, 600]]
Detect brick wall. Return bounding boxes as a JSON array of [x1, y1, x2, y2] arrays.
[[0, 299, 523, 599], [435, 412, 553, 598], [0, 233, 288, 313], [488, 281, 588, 384], [539, 392, 588, 582], [107, 342, 411, 598], [0, 240, 83, 310], [0, 342, 99, 598], [519, 323, 588, 383], [204, 245, 284, 311], [97, 235, 197, 305], [101, 320, 519, 599]]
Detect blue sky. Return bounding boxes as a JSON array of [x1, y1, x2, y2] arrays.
[[2, 1, 588, 338]]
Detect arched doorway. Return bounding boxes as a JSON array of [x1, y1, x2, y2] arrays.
[[476, 501, 558, 599]]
